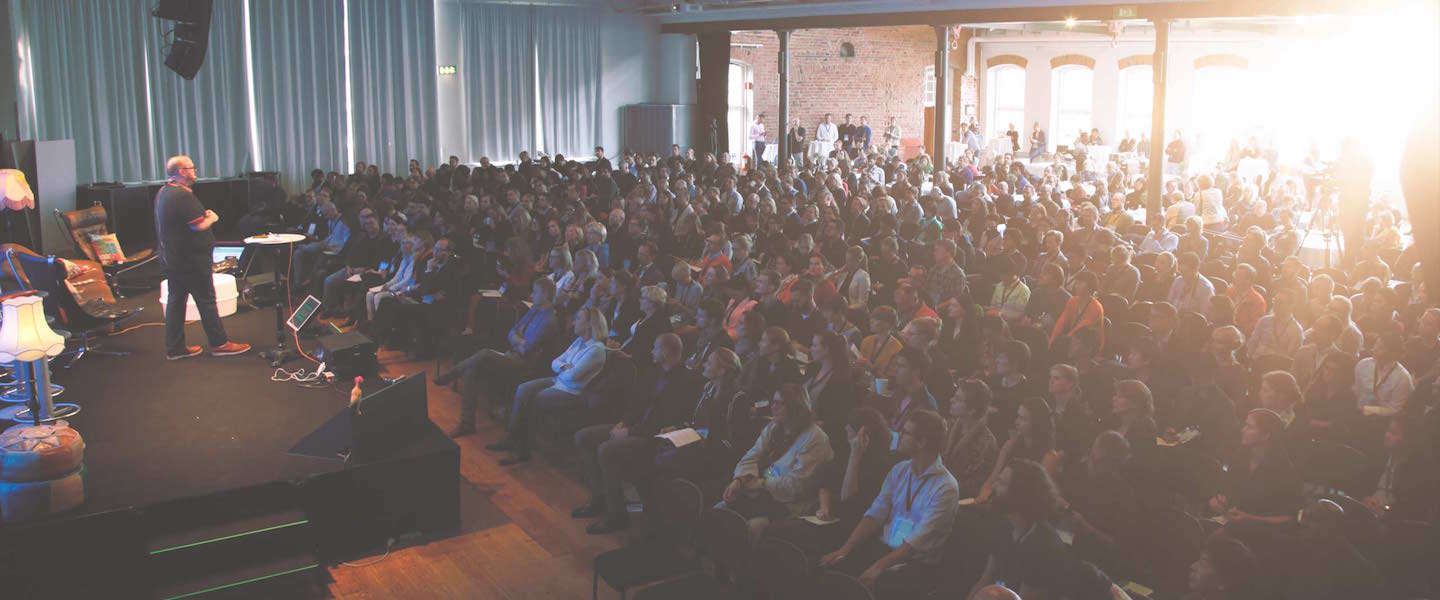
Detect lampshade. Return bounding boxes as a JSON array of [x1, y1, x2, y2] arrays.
[[0, 169, 35, 211], [0, 295, 65, 362]]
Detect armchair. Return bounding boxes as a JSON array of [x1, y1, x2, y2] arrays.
[[55, 205, 157, 297]]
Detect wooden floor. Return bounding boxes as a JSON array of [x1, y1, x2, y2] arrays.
[[325, 349, 625, 599]]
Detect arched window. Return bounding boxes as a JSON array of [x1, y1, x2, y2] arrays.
[[1050, 65, 1093, 149], [923, 65, 936, 107], [1191, 66, 1254, 166], [986, 65, 1025, 139], [1117, 66, 1153, 143]]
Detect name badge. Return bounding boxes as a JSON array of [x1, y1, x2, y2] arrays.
[[885, 516, 917, 549]]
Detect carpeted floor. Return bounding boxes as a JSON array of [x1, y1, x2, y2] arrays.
[[37, 292, 354, 513]]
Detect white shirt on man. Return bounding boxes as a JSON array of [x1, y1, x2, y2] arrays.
[[1353, 358, 1413, 417], [816, 122, 839, 144]]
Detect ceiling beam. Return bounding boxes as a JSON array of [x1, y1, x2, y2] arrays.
[[658, 0, 1400, 34]]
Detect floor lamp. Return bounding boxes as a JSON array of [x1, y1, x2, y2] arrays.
[[0, 294, 72, 423]]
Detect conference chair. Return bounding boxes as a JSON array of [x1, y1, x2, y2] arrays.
[[751, 537, 812, 599], [1297, 440, 1371, 497], [592, 478, 704, 600], [55, 205, 157, 297], [629, 507, 751, 600], [812, 571, 874, 600]]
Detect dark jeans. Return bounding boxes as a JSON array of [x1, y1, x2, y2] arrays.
[[456, 349, 527, 427], [753, 141, 766, 164], [575, 423, 660, 521], [830, 538, 942, 599], [164, 268, 229, 354], [506, 377, 580, 453]]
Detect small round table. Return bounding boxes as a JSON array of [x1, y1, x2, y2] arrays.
[[244, 233, 308, 366]]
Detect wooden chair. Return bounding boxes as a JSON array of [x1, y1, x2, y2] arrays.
[[752, 537, 812, 599]]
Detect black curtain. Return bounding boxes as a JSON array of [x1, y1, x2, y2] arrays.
[[696, 31, 730, 157]]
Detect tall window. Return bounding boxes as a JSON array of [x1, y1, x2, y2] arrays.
[[986, 65, 1025, 139], [1191, 66, 1253, 166], [726, 60, 753, 164], [1050, 65, 1093, 148], [1117, 66, 1152, 143], [923, 65, 936, 107]]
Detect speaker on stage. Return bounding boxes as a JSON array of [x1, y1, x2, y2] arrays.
[[152, 0, 214, 80], [289, 373, 432, 463]]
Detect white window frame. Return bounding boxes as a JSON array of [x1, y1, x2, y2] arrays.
[[985, 65, 1026, 140], [1117, 65, 1153, 144], [923, 65, 936, 108], [1049, 64, 1094, 150]]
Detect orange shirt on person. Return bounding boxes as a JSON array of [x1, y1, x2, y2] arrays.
[[1228, 285, 1267, 335], [1049, 295, 1105, 349]]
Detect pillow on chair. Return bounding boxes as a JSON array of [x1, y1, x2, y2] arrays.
[[88, 233, 125, 266]]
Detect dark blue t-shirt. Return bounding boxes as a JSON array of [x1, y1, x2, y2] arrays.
[[154, 184, 213, 272]]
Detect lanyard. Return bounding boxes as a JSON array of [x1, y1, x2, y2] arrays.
[[869, 335, 892, 364], [1374, 362, 1397, 398], [998, 279, 1022, 305], [905, 469, 936, 512]]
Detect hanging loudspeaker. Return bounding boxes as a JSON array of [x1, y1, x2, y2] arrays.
[[152, 0, 214, 80]]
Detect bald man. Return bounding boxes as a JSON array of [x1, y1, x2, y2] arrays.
[[155, 155, 249, 359], [571, 332, 703, 534]]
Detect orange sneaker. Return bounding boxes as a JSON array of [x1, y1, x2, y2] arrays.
[[166, 346, 203, 360], [210, 342, 252, 357]]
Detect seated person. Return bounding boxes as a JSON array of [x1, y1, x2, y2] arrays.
[[856, 306, 905, 379], [719, 384, 835, 525], [485, 308, 609, 465], [943, 379, 1000, 498], [980, 397, 1056, 502], [683, 300, 734, 371], [969, 460, 1071, 599], [1208, 408, 1303, 525], [318, 207, 391, 324], [667, 260, 703, 322], [616, 284, 673, 368], [1360, 414, 1438, 522], [821, 410, 959, 597], [739, 326, 804, 406], [657, 347, 748, 482], [571, 333, 703, 533], [441, 277, 560, 437], [884, 348, 939, 431], [1186, 535, 1263, 600]]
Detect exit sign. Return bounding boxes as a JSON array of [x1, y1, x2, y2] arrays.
[[438, 65, 457, 76], [1114, 6, 1139, 18]]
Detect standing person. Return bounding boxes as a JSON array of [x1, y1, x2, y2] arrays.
[[817, 114, 840, 154], [154, 155, 250, 360], [1029, 122, 1047, 161], [787, 118, 808, 167], [839, 114, 856, 153], [857, 116, 874, 152], [749, 112, 768, 167], [883, 117, 902, 157]]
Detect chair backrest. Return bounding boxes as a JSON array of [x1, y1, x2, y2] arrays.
[[813, 570, 874, 600], [1298, 441, 1370, 495], [1330, 494, 1384, 547], [752, 537, 811, 599], [581, 349, 635, 419], [57, 205, 110, 263], [699, 507, 752, 582], [0, 244, 43, 289], [1099, 293, 1131, 323], [652, 478, 704, 548]]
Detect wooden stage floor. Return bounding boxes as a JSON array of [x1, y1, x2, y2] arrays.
[[325, 347, 625, 599]]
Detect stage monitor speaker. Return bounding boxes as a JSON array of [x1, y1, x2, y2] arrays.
[[288, 373, 432, 463], [154, 0, 214, 80], [316, 331, 379, 380]]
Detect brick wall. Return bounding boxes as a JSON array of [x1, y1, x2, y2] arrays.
[[731, 27, 938, 147]]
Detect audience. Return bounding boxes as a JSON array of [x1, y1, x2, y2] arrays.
[[282, 127, 1434, 598]]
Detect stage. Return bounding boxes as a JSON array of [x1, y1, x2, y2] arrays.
[[0, 291, 462, 599]]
